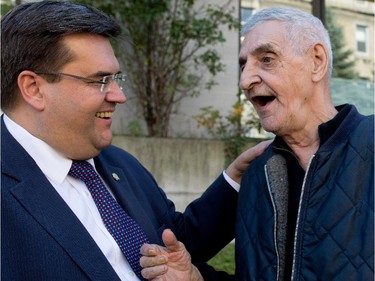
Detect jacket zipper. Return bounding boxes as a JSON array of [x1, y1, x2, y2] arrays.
[[264, 164, 280, 281], [265, 154, 315, 281], [290, 155, 315, 281]]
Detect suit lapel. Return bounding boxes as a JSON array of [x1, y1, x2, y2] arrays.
[[95, 159, 161, 244], [2, 120, 120, 281]]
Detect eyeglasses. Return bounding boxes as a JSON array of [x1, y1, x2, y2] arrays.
[[35, 71, 126, 93]]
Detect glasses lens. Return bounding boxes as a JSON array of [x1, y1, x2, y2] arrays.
[[101, 74, 125, 92], [115, 74, 125, 90]]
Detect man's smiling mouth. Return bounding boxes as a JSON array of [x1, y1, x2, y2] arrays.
[[252, 96, 276, 107], [95, 112, 113, 119]]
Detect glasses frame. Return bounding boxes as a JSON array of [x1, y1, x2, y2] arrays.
[[35, 71, 126, 92]]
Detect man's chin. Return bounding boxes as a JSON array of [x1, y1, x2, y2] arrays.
[[91, 136, 113, 155]]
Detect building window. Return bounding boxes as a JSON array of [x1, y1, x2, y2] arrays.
[[240, 7, 254, 42], [241, 7, 254, 26], [355, 0, 367, 7], [356, 24, 368, 53]]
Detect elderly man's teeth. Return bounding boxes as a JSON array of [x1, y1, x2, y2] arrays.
[[96, 112, 113, 118]]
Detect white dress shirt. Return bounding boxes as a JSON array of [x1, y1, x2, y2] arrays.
[[4, 115, 140, 281]]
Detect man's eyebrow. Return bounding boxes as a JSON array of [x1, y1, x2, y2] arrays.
[[251, 43, 278, 56], [239, 57, 246, 67], [89, 70, 122, 77], [239, 43, 279, 66]]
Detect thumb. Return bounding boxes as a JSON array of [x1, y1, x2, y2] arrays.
[[162, 229, 184, 252]]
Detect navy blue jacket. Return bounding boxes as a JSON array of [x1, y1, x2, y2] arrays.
[[236, 105, 374, 280], [1, 118, 236, 281]]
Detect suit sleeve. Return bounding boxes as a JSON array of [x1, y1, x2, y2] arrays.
[[175, 174, 238, 262]]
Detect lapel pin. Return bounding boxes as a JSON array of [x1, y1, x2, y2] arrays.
[[112, 173, 120, 181]]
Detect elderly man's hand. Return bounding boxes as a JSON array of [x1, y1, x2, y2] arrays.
[[226, 139, 272, 184]]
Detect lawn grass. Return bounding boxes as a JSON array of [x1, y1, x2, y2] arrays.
[[207, 242, 235, 274]]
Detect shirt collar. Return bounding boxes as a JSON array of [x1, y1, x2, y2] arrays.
[[4, 114, 95, 185], [317, 104, 350, 145]]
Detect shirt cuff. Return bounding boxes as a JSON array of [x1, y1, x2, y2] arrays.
[[222, 170, 240, 192]]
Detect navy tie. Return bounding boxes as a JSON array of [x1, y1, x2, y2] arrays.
[[69, 160, 148, 280]]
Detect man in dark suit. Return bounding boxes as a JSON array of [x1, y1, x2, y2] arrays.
[[1, 2, 269, 280]]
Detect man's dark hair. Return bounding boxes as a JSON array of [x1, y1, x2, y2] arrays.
[[1, 0, 121, 112]]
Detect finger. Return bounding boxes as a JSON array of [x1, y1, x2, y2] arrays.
[[248, 140, 273, 156], [140, 255, 168, 268], [140, 243, 166, 257], [141, 264, 168, 280], [256, 139, 273, 154], [239, 139, 272, 164], [162, 229, 185, 252]]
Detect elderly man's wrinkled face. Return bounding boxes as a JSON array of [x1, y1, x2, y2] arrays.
[[239, 21, 314, 137]]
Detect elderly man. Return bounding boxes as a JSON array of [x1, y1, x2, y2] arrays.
[[140, 7, 374, 281]]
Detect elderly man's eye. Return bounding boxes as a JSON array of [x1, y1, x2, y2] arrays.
[[262, 57, 273, 63]]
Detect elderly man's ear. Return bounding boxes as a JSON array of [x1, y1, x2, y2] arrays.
[[310, 43, 329, 82]]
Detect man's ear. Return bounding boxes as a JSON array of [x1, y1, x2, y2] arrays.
[[17, 70, 46, 111], [310, 43, 329, 82]]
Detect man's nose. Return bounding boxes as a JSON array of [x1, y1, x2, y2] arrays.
[[105, 83, 127, 104], [239, 63, 261, 91]]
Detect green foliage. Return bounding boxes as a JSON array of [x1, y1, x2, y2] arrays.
[[1, 3, 15, 17], [194, 92, 261, 167], [325, 8, 358, 79], [126, 120, 145, 137], [208, 242, 235, 275], [75, 0, 240, 137]]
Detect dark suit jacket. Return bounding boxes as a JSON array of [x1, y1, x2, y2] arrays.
[[1, 118, 236, 281]]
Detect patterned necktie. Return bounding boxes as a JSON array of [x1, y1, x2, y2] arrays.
[[68, 160, 148, 280]]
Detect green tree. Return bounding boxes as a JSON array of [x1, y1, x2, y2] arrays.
[[76, 0, 239, 137], [1, 0, 15, 17], [194, 91, 262, 167], [326, 8, 358, 79]]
